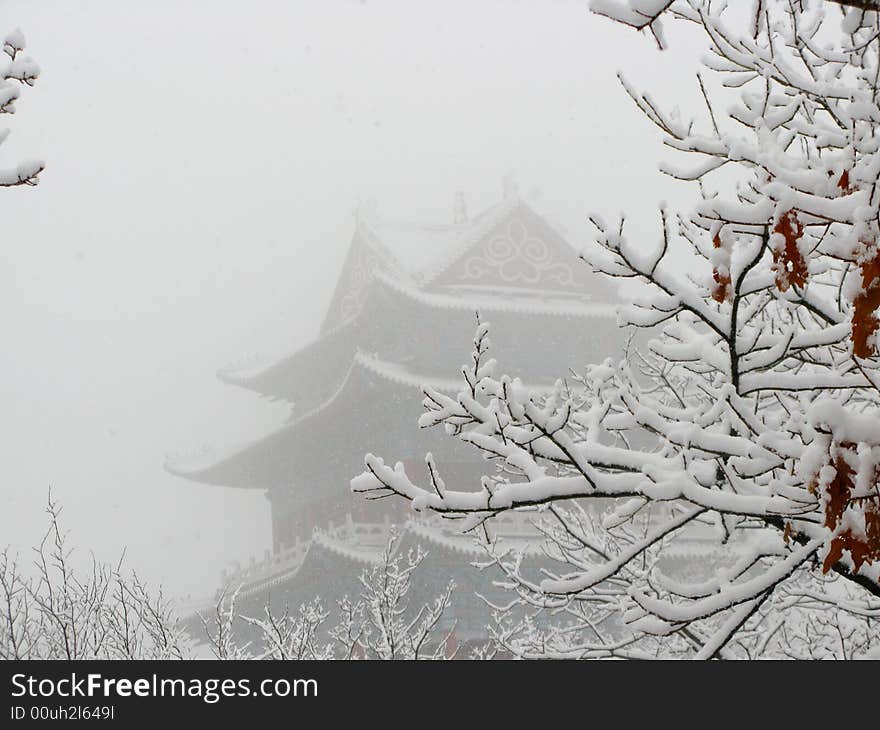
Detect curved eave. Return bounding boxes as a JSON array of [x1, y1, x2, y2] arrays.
[[216, 266, 618, 400], [168, 348, 575, 489], [220, 518, 541, 601], [374, 268, 618, 319], [232, 532, 381, 602], [165, 353, 474, 489], [217, 314, 359, 395], [166, 358, 366, 488]]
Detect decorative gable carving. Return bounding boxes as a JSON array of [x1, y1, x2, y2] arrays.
[[320, 236, 381, 332], [431, 205, 611, 298], [461, 217, 576, 288]]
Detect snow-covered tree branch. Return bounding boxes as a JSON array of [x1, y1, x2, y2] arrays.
[[353, 0, 880, 657], [590, 1, 880, 50], [0, 28, 42, 188]]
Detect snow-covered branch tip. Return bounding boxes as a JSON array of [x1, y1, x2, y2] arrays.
[[590, 1, 674, 48], [0, 28, 42, 187]]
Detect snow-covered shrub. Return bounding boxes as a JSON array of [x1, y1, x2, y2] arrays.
[[203, 531, 457, 660], [0, 494, 190, 659], [3, 501, 459, 660]]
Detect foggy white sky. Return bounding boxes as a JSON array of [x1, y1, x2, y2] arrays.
[[1, 0, 707, 598]]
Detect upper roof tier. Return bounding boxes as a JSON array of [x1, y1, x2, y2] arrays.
[[219, 194, 619, 404], [356, 194, 524, 284]]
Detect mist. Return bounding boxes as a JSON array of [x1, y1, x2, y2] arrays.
[[0, 0, 706, 599]]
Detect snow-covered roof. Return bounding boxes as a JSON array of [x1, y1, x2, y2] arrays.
[[216, 313, 358, 391], [212, 194, 618, 404], [163, 355, 364, 481], [353, 351, 469, 395], [215, 266, 616, 401], [164, 351, 562, 483], [373, 268, 618, 319], [169, 195, 617, 489], [358, 195, 521, 283], [311, 528, 384, 566], [182, 513, 731, 612], [164, 438, 270, 481], [404, 517, 545, 558], [210, 515, 545, 602]]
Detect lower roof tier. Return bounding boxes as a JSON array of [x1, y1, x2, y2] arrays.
[[168, 353, 502, 489]]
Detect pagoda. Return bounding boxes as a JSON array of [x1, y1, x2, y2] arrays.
[[167, 184, 623, 641]]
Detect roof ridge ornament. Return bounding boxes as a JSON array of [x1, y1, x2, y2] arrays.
[[354, 198, 380, 226], [453, 189, 468, 224], [502, 173, 519, 201]]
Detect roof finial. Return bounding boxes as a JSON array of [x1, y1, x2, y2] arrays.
[[502, 173, 519, 201], [355, 198, 380, 226], [453, 189, 468, 224]]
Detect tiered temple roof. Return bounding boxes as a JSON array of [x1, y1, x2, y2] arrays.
[[167, 193, 619, 486], [168, 189, 625, 630]]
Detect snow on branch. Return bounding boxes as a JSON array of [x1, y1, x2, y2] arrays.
[[0, 28, 42, 187], [590, 1, 675, 47], [591, 1, 880, 48]]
